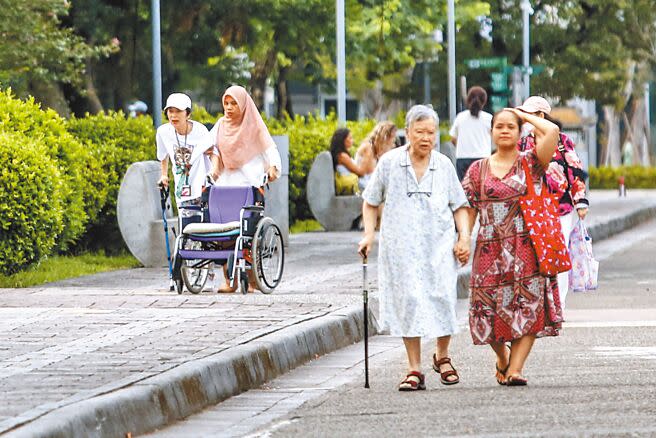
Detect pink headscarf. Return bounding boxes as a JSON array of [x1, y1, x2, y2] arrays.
[[216, 85, 276, 170]]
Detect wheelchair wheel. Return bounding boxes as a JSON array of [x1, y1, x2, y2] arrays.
[[252, 217, 284, 294], [180, 241, 210, 294]]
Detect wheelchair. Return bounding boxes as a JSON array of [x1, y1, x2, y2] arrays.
[[170, 182, 284, 295]]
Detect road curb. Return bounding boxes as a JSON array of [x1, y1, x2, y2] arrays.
[[4, 305, 372, 438]]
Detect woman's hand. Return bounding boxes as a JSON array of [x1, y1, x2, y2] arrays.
[[453, 236, 471, 265], [358, 234, 374, 258], [267, 166, 279, 182], [157, 175, 169, 188], [577, 207, 588, 220]]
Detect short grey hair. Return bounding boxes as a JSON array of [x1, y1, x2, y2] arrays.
[[405, 104, 439, 129]]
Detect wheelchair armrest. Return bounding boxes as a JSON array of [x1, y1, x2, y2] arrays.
[[241, 205, 265, 213]]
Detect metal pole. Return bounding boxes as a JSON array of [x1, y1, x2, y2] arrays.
[[423, 62, 430, 104], [447, 0, 456, 124], [152, 0, 162, 128], [336, 0, 346, 126], [521, 0, 533, 100]]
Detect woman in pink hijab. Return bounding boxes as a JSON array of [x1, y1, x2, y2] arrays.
[[209, 85, 282, 187], [209, 85, 282, 292]]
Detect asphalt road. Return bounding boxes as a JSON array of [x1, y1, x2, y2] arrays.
[[259, 222, 656, 438]]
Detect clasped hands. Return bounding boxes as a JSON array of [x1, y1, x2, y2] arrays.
[[453, 235, 471, 265]]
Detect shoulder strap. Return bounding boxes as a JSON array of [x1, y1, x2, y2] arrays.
[[520, 156, 536, 196], [479, 158, 489, 201]]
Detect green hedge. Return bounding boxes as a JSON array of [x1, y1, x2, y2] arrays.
[[589, 166, 656, 189], [0, 131, 65, 275], [268, 114, 374, 221], [0, 89, 91, 251], [66, 112, 155, 252]]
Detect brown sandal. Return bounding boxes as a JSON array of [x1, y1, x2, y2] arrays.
[[506, 375, 528, 386], [398, 371, 426, 391], [433, 355, 460, 385]]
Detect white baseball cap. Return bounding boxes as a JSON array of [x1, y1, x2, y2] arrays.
[[516, 96, 551, 114], [164, 93, 192, 112]]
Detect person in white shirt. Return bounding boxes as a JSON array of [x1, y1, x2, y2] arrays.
[[449, 86, 493, 181], [208, 85, 282, 292], [156, 93, 219, 225], [209, 85, 281, 187]]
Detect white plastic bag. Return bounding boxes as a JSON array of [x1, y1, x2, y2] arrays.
[[569, 219, 599, 292]]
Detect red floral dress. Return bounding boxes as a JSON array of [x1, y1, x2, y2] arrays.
[[462, 151, 563, 345]]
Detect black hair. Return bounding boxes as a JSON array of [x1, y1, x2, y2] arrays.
[[466, 86, 488, 117], [329, 128, 351, 170], [491, 109, 522, 133], [543, 112, 563, 130]]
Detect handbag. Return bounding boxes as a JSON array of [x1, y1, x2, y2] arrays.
[[518, 157, 572, 276], [569, 219, 599, 291]]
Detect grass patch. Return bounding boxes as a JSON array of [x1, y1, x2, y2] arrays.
[[0, 252, 142, 288], [290, 219, 325, 234]]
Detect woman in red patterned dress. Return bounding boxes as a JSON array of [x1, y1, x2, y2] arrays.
[[461, 108, 562, 386]]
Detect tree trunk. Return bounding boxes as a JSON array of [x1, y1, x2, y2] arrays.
[[84, 62, 104, 114], [628, 98, 651, 165], [275, 66, 293, 118], [249, 49, 277, 111], [29, 80, 71, 118], [602, 105, 621, 166]]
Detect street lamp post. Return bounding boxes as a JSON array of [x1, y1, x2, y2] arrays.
[[520, 0, 533, 100], [336, 0, 346, 126], [447, 0, 456, 124], [151, 0, 162, 127]]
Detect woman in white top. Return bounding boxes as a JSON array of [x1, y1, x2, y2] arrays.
[[209, 85, 282, 292], [209, 85, 281, 187], [449, 86, 493, 181], [156, 93, 218, 220]]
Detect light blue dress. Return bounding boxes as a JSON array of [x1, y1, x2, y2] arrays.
[[362, 146, 468, 337]]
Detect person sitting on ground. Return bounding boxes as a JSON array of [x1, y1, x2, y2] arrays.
[[208, 85, 282, 293], [329, 128, 366, 195], [355, 121, 397, 191], [156, 93, 219, 226]]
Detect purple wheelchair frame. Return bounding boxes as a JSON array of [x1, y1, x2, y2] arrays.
[[177, 185, 263, 263]]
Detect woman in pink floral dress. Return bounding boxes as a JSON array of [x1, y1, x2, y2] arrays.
[[462, 108, 562, 386], [516, 96, 589, 309]]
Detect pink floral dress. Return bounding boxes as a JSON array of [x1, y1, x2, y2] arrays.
[[462, 151, 563, 345]]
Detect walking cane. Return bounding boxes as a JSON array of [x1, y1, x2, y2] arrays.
[[361, 253, 370, 389], [159, 184, 175, 291]]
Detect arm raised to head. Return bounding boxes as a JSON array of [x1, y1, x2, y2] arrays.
[[511, 109, 560, 167]]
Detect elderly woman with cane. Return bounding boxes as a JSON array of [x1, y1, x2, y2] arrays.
[[358, 105, 471, 391]]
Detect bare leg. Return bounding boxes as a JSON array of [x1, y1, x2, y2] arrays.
[[218, 264, 237, 293], [434, 335, 458, 383], [490, 341, 510, 383], [402, 337, 421, 372], [507, 335, 536, 379]]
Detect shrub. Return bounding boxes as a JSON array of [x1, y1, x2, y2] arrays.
[[0, 89, 90, 251], [267, 114, 374, 221], [66, 112, 155, 252], [0, 131, 65, 275], [589, 166, 656, 189]]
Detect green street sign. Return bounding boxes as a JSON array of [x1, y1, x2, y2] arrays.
[[490, 95, 508, 112], [490, 72, 507, 92], [503, 64, 546, 75], [465, 57, 507, 70]]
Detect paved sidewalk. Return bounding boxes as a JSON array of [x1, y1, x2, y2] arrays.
[[0, 190, 654, 437]]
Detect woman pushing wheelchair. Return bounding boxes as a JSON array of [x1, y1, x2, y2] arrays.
[[208, 85, 282, 292]]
